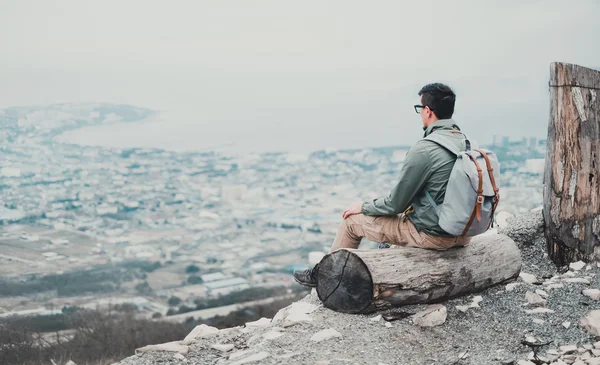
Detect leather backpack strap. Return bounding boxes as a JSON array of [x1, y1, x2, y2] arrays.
[[461, 152, 484, 237], [474, 149, 501, 228]]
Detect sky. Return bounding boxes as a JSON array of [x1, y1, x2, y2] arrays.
[[1, 0, 599, 152]]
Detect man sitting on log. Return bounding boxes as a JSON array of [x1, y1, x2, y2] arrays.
[[294, 83, 473, 287]]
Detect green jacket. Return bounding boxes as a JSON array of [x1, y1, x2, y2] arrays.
[[361, 119, 469, 237]]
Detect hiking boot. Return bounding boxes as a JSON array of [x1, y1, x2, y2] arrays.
[[293, 264, 319, 287], [377, 243, 391, 249]]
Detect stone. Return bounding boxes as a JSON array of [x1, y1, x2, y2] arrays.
[[211, 343, 235, 352], [182, 324, 219, 345], [560, 345, 578, 354], [581, 310, 600, 336], [272, 308, 288, 323], [564, 278, 591, 284], [283, 312, 313, 327], [472, 296, 484, 305], [65, 361, 77, 365], [583, 344, 594, 350], [536, 289, 549, 298], [385, 321, 393, 328], [551, 360, 567, 365], [506, 283, 521, 291], [370, 314, 382, 322], [524, 308, 554, 314], [263, 331, 284, 340], [456, 305, 471, 313], [276, 352, 302, 359], [230, 351, 270, 365], [583, 289, 600, 300], [547, 284, 565, 289], [310, 328, 343, 342], [229, 350, 252, 360], [135, 341, 189, 355], [412, 304, 447, 327], [570, 261, 586, 271], [563, 321, 572, 329], [496, 211, 515, 228], [572, 360, 586, 365], [526, 291, 547, 306], [288, 302, 319, 316], [525, 335, 538, 343], [172, 353, 186, 361], [517, 360, 535, 365], [532, 318, 546, 324], [245, 317, 272, 328], [459, 350, 469, 359], [588, 357, 600, 365], [520, 272, 539, 284], [594, 341, 600, 349]]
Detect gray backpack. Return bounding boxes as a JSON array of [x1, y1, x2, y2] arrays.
[[424, 133, 500, 237]]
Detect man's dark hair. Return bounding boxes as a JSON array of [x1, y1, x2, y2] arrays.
[[418, 83, 456, 119]]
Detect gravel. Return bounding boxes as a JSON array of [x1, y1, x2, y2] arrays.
[[116, 211, 600, 365]]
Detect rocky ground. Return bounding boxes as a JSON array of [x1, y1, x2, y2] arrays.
[[114, 210, 600, 365]]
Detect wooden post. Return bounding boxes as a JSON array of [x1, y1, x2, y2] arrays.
[[316, 234, 521, 314], [544, 62, 600, 266]]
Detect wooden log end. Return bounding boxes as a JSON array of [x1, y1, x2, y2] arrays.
[[316, 249, 373, 314]]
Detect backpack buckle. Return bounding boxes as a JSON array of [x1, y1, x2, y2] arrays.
[[477, 195, 484, 205]]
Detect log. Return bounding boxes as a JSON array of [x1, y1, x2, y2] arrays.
[[543, 62, 600, 266], [316, 234, 521, 314]]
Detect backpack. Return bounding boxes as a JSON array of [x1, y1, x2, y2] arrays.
[[423, 132, 500, 237]]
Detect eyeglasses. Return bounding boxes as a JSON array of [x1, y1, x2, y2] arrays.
[[414, 104, 434, 114]]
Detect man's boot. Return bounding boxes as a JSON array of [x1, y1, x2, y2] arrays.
[[293, 263, 319, 287]]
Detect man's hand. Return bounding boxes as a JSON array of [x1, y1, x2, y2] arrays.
[[342, 200, 364, 219]]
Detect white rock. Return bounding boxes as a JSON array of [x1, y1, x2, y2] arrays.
[[412, 304, 447, 327], [594, 341, 600, 349], [288, 302, 319, 316], [535, 289, 549, 298], [495, 211, 515, 228], [182, 324, 219, 345], [526, 291, 547, 306], [458, 350, 469, 359], [229, 350, 252, 360], [517, 360, 535, 365], [384, 321, 393, 328], [570, 261, 586, 271], [532, 318, 545, 324], [211, 343, 235, 352], [583, 289, 600, 300], [524, 308, 554, 314], [547, 284, 565, 289], [172, 353, 186, 361], [506, 282, 521, 291], [283, 312, 313, 327], [245, 317, 272, 328], [563, 271, 577, 277], [520, 272, 538, 284], [65, 361, 77, 365], [551, 360, 567, 365], [136, 341, 189, 355], [310, 328, 343, 342], [263, 331, 284, 340], [456, 305, 471, 313], [572, 360, 586, 365], [272, 308, 288, 323], [564, 278, 591, 284], [525, 335, 538, 343], [586, 357, 600, 365], [563, 321, 571, 329], [472, 296, 483, 304], [592, 349, 600, 356], [586, 265, 592, 271], [560, 344, 578, 354], [581, 310, 600, 336], [370, 314, 382, 322], [230, 351, 270, 365]]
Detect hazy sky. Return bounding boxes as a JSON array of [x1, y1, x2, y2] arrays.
[[1, 0, 599, 152]]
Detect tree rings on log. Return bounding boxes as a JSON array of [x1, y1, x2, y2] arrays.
[[316, 249, 373, 314]]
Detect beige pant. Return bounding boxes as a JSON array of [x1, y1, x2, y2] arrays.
[[329, 213, 471, 252]]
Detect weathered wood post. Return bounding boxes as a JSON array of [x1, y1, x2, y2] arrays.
[[544, 62, 600, 266]]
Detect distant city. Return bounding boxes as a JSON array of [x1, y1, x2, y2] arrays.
[[0, 104, 546, 322]]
